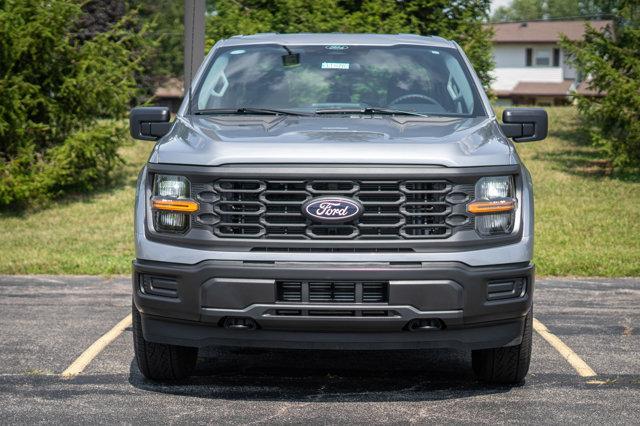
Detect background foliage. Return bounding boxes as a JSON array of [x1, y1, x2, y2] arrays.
[[0, 0, 153, 209], [206, 0, 495, 89], [135, 0, 185, 89], [491, 0, 616, 21], [561, 0, 640, 168]]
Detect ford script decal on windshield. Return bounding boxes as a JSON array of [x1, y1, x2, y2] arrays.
[[302, 197, 363, 223]]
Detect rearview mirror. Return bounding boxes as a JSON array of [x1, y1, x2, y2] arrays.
[[500, 108, 548, 142], [130, 107, 172, 141]]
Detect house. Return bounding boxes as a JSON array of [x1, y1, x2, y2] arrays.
[[488, 19, 611, 106]]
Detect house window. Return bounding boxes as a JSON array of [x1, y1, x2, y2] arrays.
[[526, 47, 558, 67], [553, 48, 560, 67], [535, 49, 551, 66]]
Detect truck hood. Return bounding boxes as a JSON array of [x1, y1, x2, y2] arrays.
[[150, 115, 517, 168]]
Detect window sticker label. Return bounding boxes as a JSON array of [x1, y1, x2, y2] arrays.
[[321, 62, 350, 70]]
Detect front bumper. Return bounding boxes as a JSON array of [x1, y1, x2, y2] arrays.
[[133, 259, 534, 350]]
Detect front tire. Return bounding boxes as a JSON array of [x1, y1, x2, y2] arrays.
[[472, 310, 533, 384], [132, 304, 198, 381]]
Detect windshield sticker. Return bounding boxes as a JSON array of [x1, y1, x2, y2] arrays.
[[230, 49, 246, 55], [325, 45, 349, 50], [321, 62, 350, 70]]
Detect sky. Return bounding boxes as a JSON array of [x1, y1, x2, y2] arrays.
[[491, 0, 512, 13]]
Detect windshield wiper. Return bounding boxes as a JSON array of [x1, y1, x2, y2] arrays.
[[315, 107, 430, 118], [195, 107, 311, 116]]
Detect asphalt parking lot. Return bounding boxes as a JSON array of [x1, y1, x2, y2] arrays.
[[0, 275, 638, 424]]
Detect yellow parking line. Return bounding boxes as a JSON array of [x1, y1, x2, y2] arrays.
[[533, 317, 597, 378], [61, 313, 132, 379]]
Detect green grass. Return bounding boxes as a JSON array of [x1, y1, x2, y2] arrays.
[[0, 141, 154, 275], [0, 107, 638, 276], [509, 107, 640, 277]]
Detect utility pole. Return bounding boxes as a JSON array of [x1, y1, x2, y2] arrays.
[[184, 0, 206, 93]]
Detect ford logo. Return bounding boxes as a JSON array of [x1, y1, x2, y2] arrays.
[[302, 196, 363, 223]]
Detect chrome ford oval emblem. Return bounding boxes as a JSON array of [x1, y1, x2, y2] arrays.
[[302, 196, 363, 223], [325, 45, 349, 50]]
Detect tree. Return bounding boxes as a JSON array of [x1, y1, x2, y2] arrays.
[[205, 0, 495, 89], [75, 0, 127, 42], [74, 0, 187, 98], [135, 0, 184, 81], [492, 0, 544, 21], [0, 0, 153, 208], [75, 0, 183, 92], [547, 0, 581, 18], [491, 0, 615, 21], [561, 0, 640, 167]]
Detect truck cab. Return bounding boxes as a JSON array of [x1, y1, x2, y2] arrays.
[[130, 33, 547, 384]]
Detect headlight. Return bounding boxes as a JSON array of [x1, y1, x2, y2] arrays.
[[151, 175, 198, 232], [476, 176, 512, 199], [155, 175, 190, 198], [468, 176, 516, 236]]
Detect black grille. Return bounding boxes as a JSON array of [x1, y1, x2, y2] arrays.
[[362, 282, 386, 303], [207, 179, 463, 240], [277, 281, 388, 304], [278, 282, 302, 302]]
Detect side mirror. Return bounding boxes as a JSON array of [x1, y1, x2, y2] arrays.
[[129, 107, 172, 141], [500, 108, 548, 142]]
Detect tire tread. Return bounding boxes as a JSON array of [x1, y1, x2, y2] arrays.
[[472, 310, 533, 384], [132, 304, 197, 381]]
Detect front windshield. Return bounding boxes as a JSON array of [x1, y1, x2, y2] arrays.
[[195, 44, 484, 117]]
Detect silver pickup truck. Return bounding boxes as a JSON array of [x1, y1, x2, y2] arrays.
[[129, 33, 547, 384]]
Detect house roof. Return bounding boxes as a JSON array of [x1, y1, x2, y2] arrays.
[[490, 20, 611, 43], [496, 80, 606, 97], [510, 80, 574, 96]]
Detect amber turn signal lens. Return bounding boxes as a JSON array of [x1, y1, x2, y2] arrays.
[[152, 198, 199, 213], [467, 198, 516, 214]]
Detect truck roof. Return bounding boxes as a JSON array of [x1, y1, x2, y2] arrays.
[[220, 33, 456, 49]]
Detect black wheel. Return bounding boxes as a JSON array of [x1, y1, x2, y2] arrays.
[[132, 303, 198, 381], [472, 310, 533, 384]]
